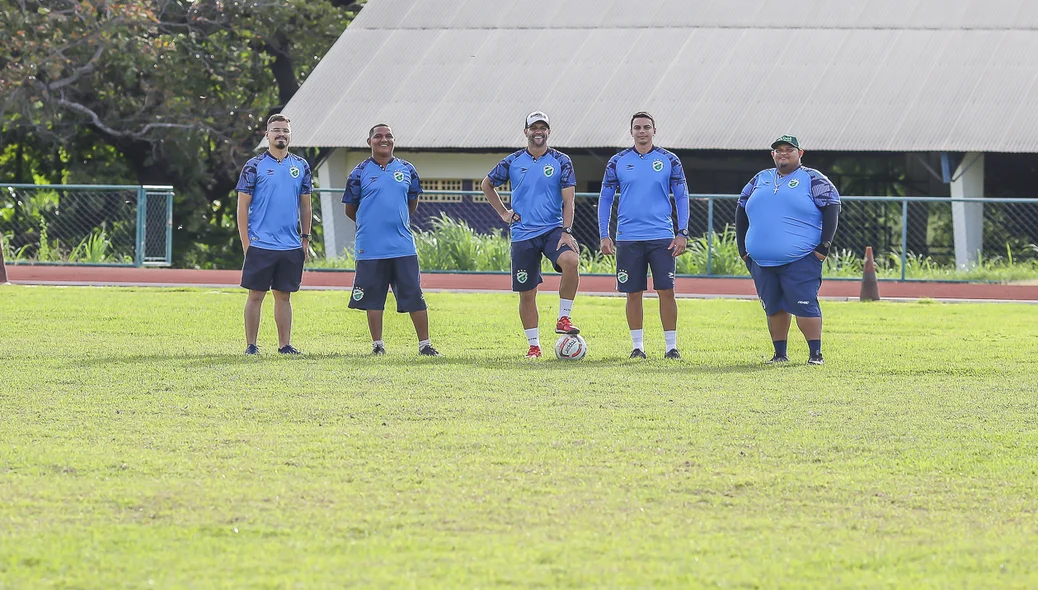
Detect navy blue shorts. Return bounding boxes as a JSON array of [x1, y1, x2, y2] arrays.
[[349, 255, 427, 313], [748, 253, 824, 317], [241, 246, 304, 292], [615, 239, 675, 293], [510, 227, 575, 292]]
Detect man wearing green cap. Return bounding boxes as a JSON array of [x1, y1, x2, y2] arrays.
[[735, 135, 841, 365]]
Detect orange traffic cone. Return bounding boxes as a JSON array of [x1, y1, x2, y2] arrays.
[[860, 246, 880, 301]]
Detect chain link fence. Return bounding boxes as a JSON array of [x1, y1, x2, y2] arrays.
[[817, 196, 1038, 279], [313, 191, 1038, 281], [0, 184, 174, 266]]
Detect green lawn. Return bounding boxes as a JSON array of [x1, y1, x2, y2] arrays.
[[1, 286, 1036, 588]]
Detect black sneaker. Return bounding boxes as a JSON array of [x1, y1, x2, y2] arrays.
[[808, 353, 824, 365], [665, 349, 682, 360], [629, 348, 647, 359], [372, 343, 386, 356], [765, 355, 789, 364], [245, 344, 260, 355], [419, 345, 442, 357], [278, 345, 302, 355]]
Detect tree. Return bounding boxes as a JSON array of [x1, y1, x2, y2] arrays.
[[0, 0, 363, 267]]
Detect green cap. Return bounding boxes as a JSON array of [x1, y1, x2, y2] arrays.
[[771, 135, 800, 149]]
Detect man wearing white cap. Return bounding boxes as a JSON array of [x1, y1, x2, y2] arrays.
[[481, 111, 581, 359]]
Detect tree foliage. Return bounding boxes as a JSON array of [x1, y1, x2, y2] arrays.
[[0, 0, 363, 267]]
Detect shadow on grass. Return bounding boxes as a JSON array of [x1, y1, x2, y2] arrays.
[[65, 351, 779, 374]]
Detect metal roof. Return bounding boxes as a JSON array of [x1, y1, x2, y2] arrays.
[[283, 0, 1038, 152]]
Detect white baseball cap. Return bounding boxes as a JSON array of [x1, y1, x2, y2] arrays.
[[525, 111, 550, 128]]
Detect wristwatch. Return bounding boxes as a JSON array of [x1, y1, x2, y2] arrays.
[[814, 241, 831, 256], [562, 227, 573, 235], [301, 233, 312, 239], [677, 228, 690, 237]]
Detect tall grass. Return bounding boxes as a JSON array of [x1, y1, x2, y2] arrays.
[[4, 222, 132, 264], [678, 225, 749, 276], [415, 213, 511, 271]]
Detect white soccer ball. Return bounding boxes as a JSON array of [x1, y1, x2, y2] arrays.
[[554, 334, 587, 361]]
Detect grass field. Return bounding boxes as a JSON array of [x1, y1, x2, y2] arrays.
[[2, 286, 1037, 588]]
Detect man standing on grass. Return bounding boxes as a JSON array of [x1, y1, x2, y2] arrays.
[[342, 124, 441, 357], [235, 113, 313, 356], [480, 111, 581, 359], [736, 135, 841, 365], [598, 112, 690, 360]]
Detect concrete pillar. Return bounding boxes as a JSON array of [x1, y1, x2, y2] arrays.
[[950, 152, 984, 269], [316, 149, 356, 258]]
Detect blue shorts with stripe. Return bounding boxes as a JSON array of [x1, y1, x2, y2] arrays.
[[615, 239, 675, 293], [747, 252, 824, 317], [349, 255, 427, 313], [510, 227, 574, 292], [240, 246, 304, 293]]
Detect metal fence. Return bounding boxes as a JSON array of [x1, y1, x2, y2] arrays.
[[0, 184, 174, 267], [688, 195, 1038, 279], [317, 190, 1038, 280]]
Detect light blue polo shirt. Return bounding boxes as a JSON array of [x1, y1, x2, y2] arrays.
[[342, 157, 423, 260], [738, 166, 841, 266], [486, 148, 576, 242], [235, 151, 312, 250], [598, 146, 690, 241]]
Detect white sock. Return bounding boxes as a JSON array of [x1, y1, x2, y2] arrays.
[[373, 339, 384, 347], [631, 329, 644, 351], [664, 330, 677, 351], [524, 328, 539, 347], [558, 298, 574, 320], [418, 339, 431, 351]]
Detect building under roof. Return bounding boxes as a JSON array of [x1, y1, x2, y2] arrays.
[[286, 0, 1038, 153], [282, 0, 1038, 264]]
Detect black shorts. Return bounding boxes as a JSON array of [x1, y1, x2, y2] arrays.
[[510, 227, 575, 292], [241, 246, 304, 292], [615, 239, 675, 293], [349, 255, 427, 313]]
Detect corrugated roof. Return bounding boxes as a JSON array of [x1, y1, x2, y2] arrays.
[[283, 0, 1038, 152]]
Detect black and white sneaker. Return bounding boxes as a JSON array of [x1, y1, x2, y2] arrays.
[[665, 349, 682, 360], [278, 345, 302, 355], [419, 345, 441, 357], [765, 355, 789, 364], [245, 344, 260, 355], [629, 348, 647, 359], [372, 343, 386, 356], [808, 353, 824, 365]]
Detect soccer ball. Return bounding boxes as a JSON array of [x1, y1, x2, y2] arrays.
[[554, 334, 587, 361]]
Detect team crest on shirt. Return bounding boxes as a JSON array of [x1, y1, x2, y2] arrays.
[[516, 270, 528, 284], [652, 159, 664, 172], [543, 165, 554, 177], [617, 269, 629, 284], [289, 166, 301, 179], [352, 287, 364, 301], [788, 179, 799, 188], [393, 170, 406, 182]]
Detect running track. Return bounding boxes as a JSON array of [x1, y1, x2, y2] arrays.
[[6, 266, 1038, 303]]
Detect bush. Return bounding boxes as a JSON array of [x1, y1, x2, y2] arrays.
[[307, 215, 1038, 282]]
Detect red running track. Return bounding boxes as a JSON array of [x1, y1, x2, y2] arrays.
[[6, 265, 1038, 302]]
